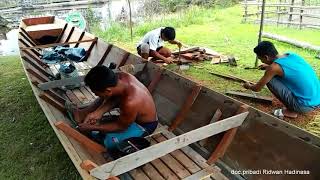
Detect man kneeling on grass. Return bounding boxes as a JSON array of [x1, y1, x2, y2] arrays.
[[137, 27, 182, 64], [75, 65, 158, 149], [243, 41, 320, 119]]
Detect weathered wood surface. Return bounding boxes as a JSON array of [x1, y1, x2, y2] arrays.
[[225, 91, 273, 104], [90, 112, 247, 179], [21, 38, 97, 50]]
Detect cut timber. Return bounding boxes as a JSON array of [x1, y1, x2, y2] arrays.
[[82, 37, 98, 61], [169, 84, 202, 131], [81, 160, 98, 171], [55, 121, 107, 153], [209, 72, 253, 84], [262, 32, 320, 52], [90, 112, 248, 179], [22, 49, 48, 68], [21, 38, 97, 50], [141, 163, 165, 180], [207, 105, 249, 164], [22, 56, 54, 79], [199, 109, 223, 147], [65, 26, 75, 42], [182, 167, 216, 180], [172, 47, 200, 55], [226, 91, 273, 104], [153, 134, 201, 174], [26, 68, 49, 82]]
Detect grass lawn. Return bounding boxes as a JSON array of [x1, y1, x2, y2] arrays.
[[0, 56, 80, 179], [95, 5, 320, 135]]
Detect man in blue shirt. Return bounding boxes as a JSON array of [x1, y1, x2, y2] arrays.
[[244, 41, 320, 119]]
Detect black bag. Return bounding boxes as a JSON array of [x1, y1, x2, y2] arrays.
[[109, 137, 150, 159]]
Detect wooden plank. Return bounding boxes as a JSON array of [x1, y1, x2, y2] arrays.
[[26, 68, 49, 82], [80, 87, 96, 101], [73, 89, 90, 104], [56, 23, 68, 43], [19, 38, 41, 57], [65, 26, 75, 42], [149, 139, 191, 179], [172, 47, 200, 55], [147, 69, 164, 93], [207, 105, 249, 164], [74, 31, 85, 48], [22, 56, 54, 79], [160, 130, 209, 169], [90, 112, 248, 179], [21, 38, 97, 50], [22, 49, 48, 68], [225, 91, 273, 104], [20, 27, 38, 45], [141, 163, 165, 180], [209, 72, 253, 84], [150, 159, 179, 180], [66, 90, 81, 105], [199, 109, 223, 147], [182, 167, 215, 180], [169, 84, 202, 131], [19, 31, 37, 47], [44, 90, 66, 105], [55, 121, 107, 153], [39, 93, 66, 114], [129, 168, 150, 180], [118, 52, 131, 67], [153, 134, 201, 174], [80, 160, 98, 171], [98, 44, 113, 65]]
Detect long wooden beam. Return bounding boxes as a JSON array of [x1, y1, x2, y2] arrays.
[[55, 121, 107, 153], [39, 93, 66, 114], [207, 105, 249, 164], [65, 26, 75, 42], [90, 112, 248, 179], [82, 37, 98, 61], [20, 27, 38, 45], [209, 71, 253, 84], [226, 91, 273, 104], [75, 31, 85, 48], [21, 38, 97, 50], [19, 38, 41, 57], [169, 84, 202, 131]]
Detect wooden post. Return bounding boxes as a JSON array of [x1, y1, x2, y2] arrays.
[[300, 0, 305, 29], [288, 0, 295, 27], [255, 0, 266, 67], [207, 105, 249, 164], [244, 0, 248, 22]]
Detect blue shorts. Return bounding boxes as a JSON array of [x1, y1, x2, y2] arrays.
[[103, 123, 146, 149]]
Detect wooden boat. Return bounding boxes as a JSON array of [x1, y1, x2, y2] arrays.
[[18, 16, 320, 180]]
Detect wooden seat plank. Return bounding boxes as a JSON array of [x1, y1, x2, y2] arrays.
[[149, 139, 191, 179], [141, 163, 165, 180], [129, 168, 150, 180], [80, 87, 96, 101], [153, 134, 201, 174], [73, 89, 90, 104], [66, 90, 81, 105]]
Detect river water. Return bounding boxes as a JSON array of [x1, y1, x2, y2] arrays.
[[0, 0, 143, 55]]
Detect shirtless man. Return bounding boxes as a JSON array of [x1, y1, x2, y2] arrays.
[[75, 65, 158, 149]]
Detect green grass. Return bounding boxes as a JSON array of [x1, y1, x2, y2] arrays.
[[95, 5, 320, 130], [0, 56, 80, 179]]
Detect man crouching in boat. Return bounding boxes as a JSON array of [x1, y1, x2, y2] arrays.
[[74, 65, 158, 149], [243, 41, 320, 119]]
